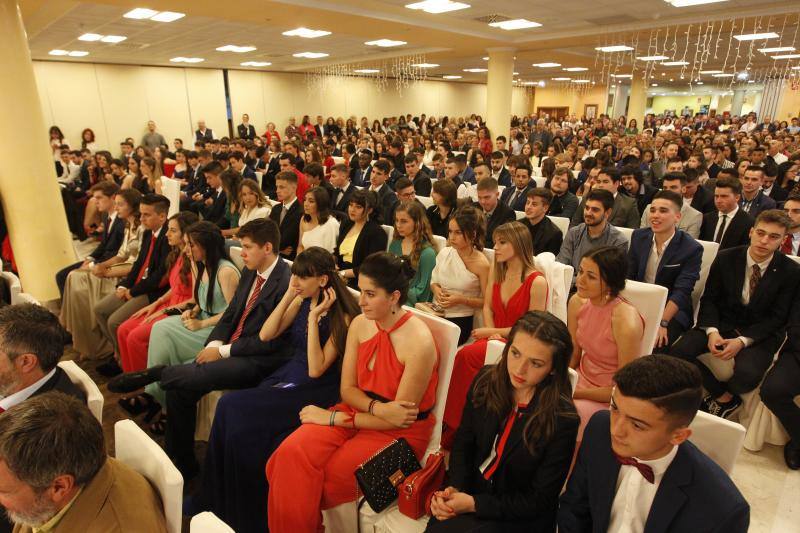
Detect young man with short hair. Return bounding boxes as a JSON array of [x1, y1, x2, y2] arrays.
[[621, 165, 657, 216], [475, 177, 515, 249], [269, 171, 301, 259], [278, 152, 308, 202], [229, 152, 256, 180], [571, 167, 640, 229], [329, 163, 356, 217], [738, 165, 776, 218], [699, 176, 754, 249], [641, 172, 703, 238], [443, 158, 470, 199], [404, 153, 432, 197], [369, 159, 398, 224], [499, 164, 533, 212], [547, 167, 579, 220], [780, 193, 800, 255], [559, 355, 749, 532], [490, 150, 511, 187], [522, 188, 563, 255]]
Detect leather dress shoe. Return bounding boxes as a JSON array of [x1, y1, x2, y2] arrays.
[[107, 365, 166, 393], [785, 440, 800, 470]]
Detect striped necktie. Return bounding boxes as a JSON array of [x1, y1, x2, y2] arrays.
[[229, 276, 266, 343]]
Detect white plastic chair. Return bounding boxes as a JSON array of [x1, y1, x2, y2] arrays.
[[0, 271, 21, 304], [161, 177, 181, 217], [691, 239, 719, 322], [547, 215, 570, 239], [788, 254, 800, 265], [534, 252, 572, 324], [57, 360, 103, 423], [229, 246, 245, 271], [482, 248, 494, 264], [531, 167, 543, 177], [417, 196, 433, 209], [382, 225, 395, 250], [532, 176, 546, 188], [431, 235, 447, 253], [332, 156, 345, 165], [615, 226, 634, 249], [515, 210, 525, 221], [484, 339, 579, 393], [687, 411, 745, 475], [254, 171, 264, 189], [114, 419, 184, 533], [190, 512, 235, 532], [619, 280, 668, 356], [16, 292, 40, 305]]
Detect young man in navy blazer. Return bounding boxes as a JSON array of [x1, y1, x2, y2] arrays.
[[627, 190, 702, 351], [108, 219, 293, 478], [558, 355, 749, 533]]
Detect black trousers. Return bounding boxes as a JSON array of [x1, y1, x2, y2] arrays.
[[446, 315, 474, 346], [426, 513, 531, 533], [652, 319, 687, 354], [162, 353, 292, 476], [55, 260, 83, 298], [670, 329, 778, 398], [761, 351, 800, 443]]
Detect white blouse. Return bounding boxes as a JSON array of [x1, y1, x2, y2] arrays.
[[239, 205, 271, 226], [301, 216, 340, 253], [430, 246, 482, 318]]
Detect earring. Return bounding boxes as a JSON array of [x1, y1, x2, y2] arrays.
[[391, 306, 396, 314]]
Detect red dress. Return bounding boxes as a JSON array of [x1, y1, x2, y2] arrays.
[[266, 311, 439, 532], [441, 271, 544, 449], [117, 255, 193, 372]]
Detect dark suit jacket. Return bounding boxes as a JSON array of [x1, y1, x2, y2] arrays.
[[205, 260, 292, 358], [696, 246, 800, 346], [410, 174, 432, 197], [119, 224, 170, 302], [571, 192, 641, 229], [33, 367, 86, 402], [372, 184, 398, 225], [548, 191, 579, 220], [334, 219, 388, 283], [482, 202, 517, 249], [195, 129, 213, 142], [237, 123, 256, 140], [495, 167, 512, 187], [766, 185, 789, 205], [242, 166, 257, 181], [500, 184, 532, 213], [522, 216, 563, 256], [691, 185, 715, 214], [332, 183, 357, 219], [446, 369, 578, 531], [89, 215, 125, 262], [269, 200, 302, 260], [262, 158, 281, 199], [558, 410, 749, 533], [203, 189, 229, 228], [699, 209, 754, 250], [353, 166, 371, 188], [627, 228, 702, 328], [630, 183, 658, 216], [739, 190, 777, 219]]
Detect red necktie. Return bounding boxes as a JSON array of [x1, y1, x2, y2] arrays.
[[781, 234, 793, 255], [135, 235, 157, 284], [229, 276, 266, 343], [614, 453, 655, 484]]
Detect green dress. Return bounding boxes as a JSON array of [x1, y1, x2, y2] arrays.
[[388, 240, 436, 306], [145, 259, 239, 405]]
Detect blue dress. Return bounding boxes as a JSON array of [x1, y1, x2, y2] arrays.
[[192, 298, 341, 533]]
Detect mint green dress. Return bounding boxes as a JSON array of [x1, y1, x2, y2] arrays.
[[145, 259, 239, 405], [388, 240, 436, 306]]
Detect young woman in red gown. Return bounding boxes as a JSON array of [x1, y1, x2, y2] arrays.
[[266, 252, 439, 532], [442, 221, 548, 448]]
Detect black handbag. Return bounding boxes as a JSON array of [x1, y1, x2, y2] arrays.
[[355, 437, 421, 514]]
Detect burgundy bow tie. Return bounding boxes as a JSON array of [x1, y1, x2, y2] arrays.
[[614, 453, 655, 484]]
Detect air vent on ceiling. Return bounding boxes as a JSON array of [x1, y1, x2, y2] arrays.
[[585, 14, 639, 25], [111, 41, 150, 50], [474, 14, 512, 24]]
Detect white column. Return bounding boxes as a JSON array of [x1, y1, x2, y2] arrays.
[[485, 47, 515, 142], [627, 76, 647, 125], [730, 89, 746, 116], [611, 84, 630, 120]]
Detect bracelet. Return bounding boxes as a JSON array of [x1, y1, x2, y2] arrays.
[[329, 410, 337, 427], [368, 400, 378, 415]]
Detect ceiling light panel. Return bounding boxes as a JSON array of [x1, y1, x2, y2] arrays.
[[405, 0, 470, 14], [637, 55, 669, 61], [123, 8, 158, 19], [241, 61, 271, 67], [532, 62, 560, 67], [150, 11, 184, 22], [661, 61, 689, 66], [67, 51, 89, 57], [551, 77, 571, 81], [463, 68, 488, 72], [100, 35, 127, 43], [758, 46, 795, 53], [733, 32, 779, 41], [217, 45, 257, 53], [488, 18, 541, 30], [78, 33, 102, 41], [282, 27, 331, 38], [354, 69, 380, 73], [563, 67, 588, 72], [293, 52, 329, 58], [596, 45, 633, 52], [365, 39, 407, 47], [442, 75, 462, 79], [412, 63, 439, 68], [665, 0, 728, 6], [772, 54, 800, 59]]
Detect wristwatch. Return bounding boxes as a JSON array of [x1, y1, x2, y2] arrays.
[[659, 319, 670, 328]]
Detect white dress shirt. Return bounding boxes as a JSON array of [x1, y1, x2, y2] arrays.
[[608, 445, 679, 533], [207, 257, 280, 358], [0, 368, 57, 410], [644, 231, 674, 284], [713, 205, 739, 242]]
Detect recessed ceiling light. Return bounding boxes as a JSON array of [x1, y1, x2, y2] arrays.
[[532, 62, 560, 68], [101, 35, 127, 43], [150, 11, 184, 22], [520, 81, 537, 85], [405, 0, 470, 14], [571, 79, 590, 83], [712, 73, 734, 77], [758, 46, 795, 53], [636, 55, 670, 61], [123, 8, 158, 19], [482, 56, 489, 60], [354, 69, 380, 73], [170, 57, 204, 63], [772, 53, 800, 59], [747, 80, 755, 83], [699, 70, 722, 74], [611, 74, 632, 78], [734, 32, 779, 41], [737, 72, 749, 80], [365, 39, 407, 47], [696, 81, 703, 84], [49, 49, 69, 56], [241, 61, 271, 67], [67, 51, 89, 57], [293, 52, 329, 59], [282, 27, 331, 38], [217, 45, 257, 53], [651, 83, 659, 86], [488, 18, 541, 30], [513, 71, 519, 75], [463, 68, 488, 73], [78, 33, 103, 41], [412, 63, 439, 68], [563, 67, 588, 72], [595, 45, 633, 52], [665, 0, 728, 6], [661, 61, 689, 66], [669, 78, 674, 81], [551, 77, 571, 81], [443, 75, 462, 79]]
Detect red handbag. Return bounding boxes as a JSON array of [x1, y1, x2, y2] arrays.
[[398, 449, 446, 519]]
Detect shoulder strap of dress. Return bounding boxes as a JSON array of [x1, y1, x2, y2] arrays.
[[377, 310, 413, 334]]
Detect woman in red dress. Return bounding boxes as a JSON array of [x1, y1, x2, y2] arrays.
[[116, 211, 197, 375], [266, 252, 439, 532], [441, 221, 548, 448], [477, 127, 493, 158]]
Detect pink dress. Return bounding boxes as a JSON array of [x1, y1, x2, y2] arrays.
[[574, 296, 642, 439]]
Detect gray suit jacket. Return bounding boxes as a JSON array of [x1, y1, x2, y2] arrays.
[[640, 201, 703, 239], [571, 193, 641, 229]]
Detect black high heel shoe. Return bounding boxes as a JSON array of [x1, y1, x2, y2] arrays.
[[117, 393, 156, 417]]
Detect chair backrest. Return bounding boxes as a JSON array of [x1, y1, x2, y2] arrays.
[[687, 411, 745, 474], [482, 247, 495, 264], [114, 420, 183, 533], [403, 306, 461, 459], [381, 225, 394, 250], [57, 360, 103, 423], [532, 176, 546, 188], [229, 246, 245, 270], [190, 512, 236, 532], [534, 252, 572, 324], [254, 171, 264, 189], [788, 254, 800, 265], [619, 280, 668, 356], [161, 177, 181, 217], [0, 271, 21, 305], [16, 292, 40, 305], [417, 195, 433, 209], [615, 226, 634, 249], [332, 156, 345, 165], [547, 215, 570, 239], [485, 340, 578, 394], [531, 166, 543, 177], [431, 235, 447, 253], [515, 210, 525, 221], [692, 239, 720, 322]]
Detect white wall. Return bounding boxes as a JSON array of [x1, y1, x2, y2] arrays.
[[33, 61, 531, 152]]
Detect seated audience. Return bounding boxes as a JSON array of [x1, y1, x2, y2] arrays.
[[368, 159, 398, 223], [298, 187, 340, 254], [236, 178, 271, 228], [442, 221, 548, 447], [218, 170, 242, 232], [686, 166, 716, 213], [489, 150, 512, 187], [303, 162, 336, 203], [568, 246, 644, 438], [430, 207, 490, 344], [186, 248, 360, 532], [269, 170, 302, 260], [546, 167, 579, 220], [781, 193, 800, 255], [405, 153, 432, 196], [329, 163, 357, 218], [0, 393, 168, 533], [475, 177, 515, 249], [739, 165, 777, 217], [334, 189, 388, 289], [699, 176, 755, 249], [388, 201, 436, 305], [557, 189, 628, 285], [427, 178, 459, 238], [427, 311, 578, 533], [500, 164, 534, 212], [266, 252, 438, 532], [628, 191, 702, 350], [671, 210, 800, 419], [571, 167, 640, 229], [641, 172, 703, 238], [521, 187, 563, 255], [558, 355, 749, 533], [621, 164, 657, 216]]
